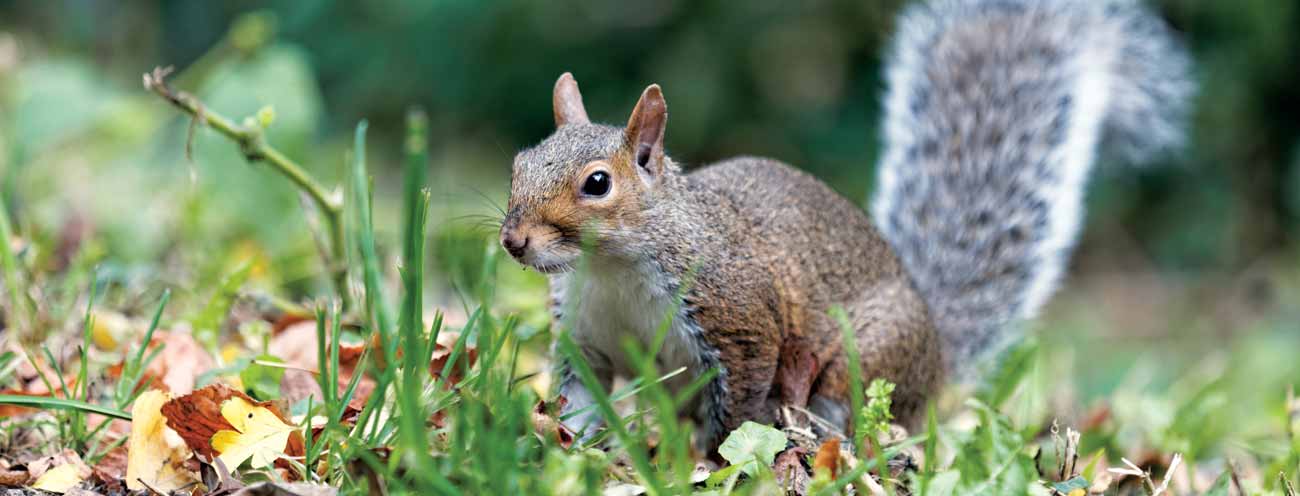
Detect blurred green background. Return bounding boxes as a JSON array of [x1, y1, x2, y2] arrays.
[[1, 0, 1299, 449]]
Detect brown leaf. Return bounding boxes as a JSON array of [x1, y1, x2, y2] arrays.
[[269, 321, 375, 408], [429, 331, 478, 388], [128, 390, 201, 492], [161, 383, 304, 461], [270, 312, 316, 336], [774, 447, 811, 495], [24, 449, 91, 493], [6, 344, 80, 399], [532, 398, 576, 449], [91, 446, 127, 482], [813, 438, 841, 479], [0, 467, 29, 486], [141, 331, 217, 394]]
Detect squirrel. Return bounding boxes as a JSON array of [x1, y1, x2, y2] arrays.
[[500, 0, 1193, 452]]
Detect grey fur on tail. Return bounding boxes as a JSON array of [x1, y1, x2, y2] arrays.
[[871, 0, 1194, 374]]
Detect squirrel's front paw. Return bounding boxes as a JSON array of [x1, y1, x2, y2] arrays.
[[557, 385, 607, 446]]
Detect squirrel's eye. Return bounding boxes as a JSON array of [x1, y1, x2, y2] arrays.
[[581, 171, 611, 197]]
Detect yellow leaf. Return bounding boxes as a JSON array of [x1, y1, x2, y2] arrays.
[[211, 395, 297, 469], [31, 464, 83, 493], [127, 390, 199, 491]]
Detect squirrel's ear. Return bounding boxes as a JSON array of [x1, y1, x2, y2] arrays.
[[553, 72, 590, 127], [624, 84, 667, 178]]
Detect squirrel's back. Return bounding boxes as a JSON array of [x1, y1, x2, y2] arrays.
[[872, 0, 1194, 373]]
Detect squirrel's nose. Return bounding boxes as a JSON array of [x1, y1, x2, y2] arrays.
[[501, 230, 529, 258]]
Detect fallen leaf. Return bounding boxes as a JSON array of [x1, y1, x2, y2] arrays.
[[162, 383, 304, 464], [105, 361, 164, 398], [429, 331, 478, 388], [211, 394, 300, 469], [28, 451, 91, 494], [22, 449, 89, 481], [0, 467, 29, 485], [813, 438, 841, 479], [773, 447, 811, 494], [146, 331, 217, 394], [269, 320, 374, 407], [90, 446, 127, 484], [199, 455, 247, 495], [162, 383, 240, 458], [32, 464, 85, 493], [532, 397, 576, 449], [126, 390, 200, 491]]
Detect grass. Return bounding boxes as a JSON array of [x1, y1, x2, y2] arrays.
[[2, 77, 1300, 496]]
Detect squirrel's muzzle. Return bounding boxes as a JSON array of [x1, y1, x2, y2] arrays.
[[500, 226, 529, 259]]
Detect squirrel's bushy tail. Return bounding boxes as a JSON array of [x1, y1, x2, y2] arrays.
[[871, 0, 1194, 374]]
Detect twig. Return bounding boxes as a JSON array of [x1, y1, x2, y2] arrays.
[[143, 66, 351, 310], [1281, 471, 1297, 496], [843, 455, 888, 496]]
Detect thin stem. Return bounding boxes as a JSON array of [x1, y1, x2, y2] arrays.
[[142, 66, 351, 310]]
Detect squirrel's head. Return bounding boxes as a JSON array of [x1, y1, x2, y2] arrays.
[[500, 72, 673, 273]]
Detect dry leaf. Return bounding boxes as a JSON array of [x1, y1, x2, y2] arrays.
[[28, 450, 91, 494], [211, 395, 300, 469], [162, 383, 241, 458], [269, 320, 374, 407], [773, 447, 811, 494], [32, 464, 86, 493], [162, 383, 304, 463], [145, 331, 217, 394], [126, 390, 200, 491], [429, 331, 478, 387], [91, 446, 127, 481], [0, 467, 29, 485], [813, 438, 841, 479], [532, 397, 576, 449], [23, 449, 89, 481]]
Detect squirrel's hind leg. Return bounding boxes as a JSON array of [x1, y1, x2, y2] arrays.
[[808, 278, 944, 434]]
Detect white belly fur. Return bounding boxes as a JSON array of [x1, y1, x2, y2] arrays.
[[554, 259, 706, 392]]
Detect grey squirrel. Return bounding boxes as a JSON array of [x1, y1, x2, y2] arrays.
[[500, 0, 1193, 452]]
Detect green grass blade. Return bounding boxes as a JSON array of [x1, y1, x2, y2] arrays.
[[0, 191, 30, 331], [831, 306, 867, 454], [350, 120, 394, 365], [556, 333, 666, 495], [0, 395, 131, 421]]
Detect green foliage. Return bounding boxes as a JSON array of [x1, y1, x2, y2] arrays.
[[717, 421, 787, 477], [192, 264, 252, 353], [111, 290, 170, 409], [863, 378, 895, 437], [240, 354, 286, 400]]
